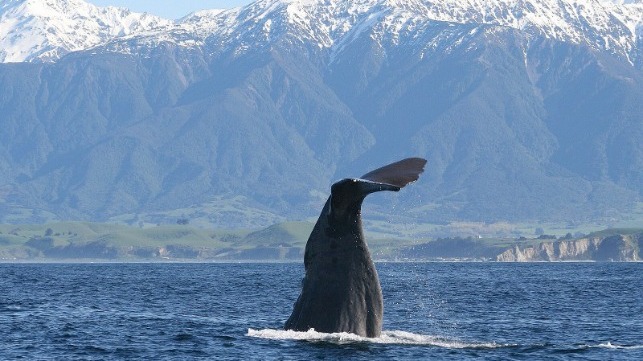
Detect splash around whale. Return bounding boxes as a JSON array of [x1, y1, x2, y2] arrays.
[[247, 328, 510, 349]]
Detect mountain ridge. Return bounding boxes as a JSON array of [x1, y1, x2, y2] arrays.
[[0, 0, 641, 227], [2, 0, 642, 64], [0, 0, 171, 63]]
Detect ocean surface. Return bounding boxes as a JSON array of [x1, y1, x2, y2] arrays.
[[1, 262, 641, 360]]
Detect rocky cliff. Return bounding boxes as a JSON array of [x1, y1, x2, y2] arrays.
[[496, 231, 643, 261]]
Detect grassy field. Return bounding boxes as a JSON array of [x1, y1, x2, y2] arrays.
[[0, 220, 436, 260], [0, 222, 245, 260], [0, 222, 246, 248], [0, 218, 640, 261]]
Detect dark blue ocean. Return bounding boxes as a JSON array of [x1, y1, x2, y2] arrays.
[[1, 263, 641, 360]]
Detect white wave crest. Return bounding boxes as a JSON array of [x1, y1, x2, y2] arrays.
[[595, 342, 643, 350], [247, 328, 509, 349]]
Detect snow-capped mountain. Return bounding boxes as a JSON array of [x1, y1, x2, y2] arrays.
[[189, 0, 642, 65], [0, 0, 170, 62], [1, 0, 641, 64], [0, 0, 641, 226]]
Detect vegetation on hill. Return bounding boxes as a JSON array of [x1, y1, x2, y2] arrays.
[[1, 222, 640, 262]]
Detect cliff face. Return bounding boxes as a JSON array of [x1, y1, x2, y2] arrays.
[[496, 233, 642, 262]]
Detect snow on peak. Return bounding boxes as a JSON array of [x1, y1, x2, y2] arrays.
[[0, 0, 170, 63], [176, 9, 229, 36], [0, 0, 641, 63], [187, 0, 641, 62]]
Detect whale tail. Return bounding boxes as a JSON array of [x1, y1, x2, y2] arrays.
[[329, 158, 427, 217], [360, 157, 427, 189], [285, 157, 427, 337]]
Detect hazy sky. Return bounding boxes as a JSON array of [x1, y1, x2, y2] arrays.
[[86, 1, 254, 19]]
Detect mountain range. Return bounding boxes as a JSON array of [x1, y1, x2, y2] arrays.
[[0, 0, 641, 228]]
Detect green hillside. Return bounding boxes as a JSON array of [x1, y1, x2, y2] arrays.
[[1, 222, 640, 262]]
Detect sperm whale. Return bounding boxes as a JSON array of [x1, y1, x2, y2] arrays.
[[284, 157, 427, 337]]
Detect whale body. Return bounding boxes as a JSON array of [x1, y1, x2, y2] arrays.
[[284, 158, 427, 337]]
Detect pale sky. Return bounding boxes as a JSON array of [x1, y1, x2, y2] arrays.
[[86, 1, 254, 19]]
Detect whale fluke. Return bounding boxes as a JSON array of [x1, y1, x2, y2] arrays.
[[360, 157, 427, 188], [284, 157, 427, 338]]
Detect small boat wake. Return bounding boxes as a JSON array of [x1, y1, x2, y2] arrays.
[[247, 328, 511, 349]]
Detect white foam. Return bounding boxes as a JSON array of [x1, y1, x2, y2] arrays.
[[595, 341, 643, 350], [247, 328, 510, 349]]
